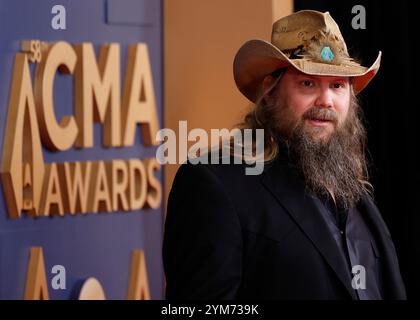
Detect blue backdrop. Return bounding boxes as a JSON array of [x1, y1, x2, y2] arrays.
[[0, 0, 164, 299]]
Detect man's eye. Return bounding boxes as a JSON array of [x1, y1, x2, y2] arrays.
[[332, 82, 345, 89], [301, 80, 314, 87]]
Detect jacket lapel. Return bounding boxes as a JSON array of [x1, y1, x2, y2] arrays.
[[358, 196, 407, 299], [261, 156, 358, 299]]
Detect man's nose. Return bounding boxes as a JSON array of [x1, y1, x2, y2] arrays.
[[314, 88, 333, 108]]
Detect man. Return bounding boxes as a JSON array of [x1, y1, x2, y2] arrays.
[[162, 10, 406, 300]]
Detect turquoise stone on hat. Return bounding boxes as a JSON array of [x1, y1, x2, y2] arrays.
[[320, 46, 334, 62]]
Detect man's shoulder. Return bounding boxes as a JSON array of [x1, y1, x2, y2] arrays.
[[170, 154, 278, 207], [175, 154, 269, 187]]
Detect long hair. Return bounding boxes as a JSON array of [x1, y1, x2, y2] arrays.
[[231, 69, 286, 163]]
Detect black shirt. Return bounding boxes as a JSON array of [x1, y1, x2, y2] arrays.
[[313, 195, 384, 300]]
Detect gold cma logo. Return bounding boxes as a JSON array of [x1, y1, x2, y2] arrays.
[[1, 40, 162, 219]]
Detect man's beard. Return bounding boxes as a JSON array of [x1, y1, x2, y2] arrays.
[[274, 99, 370, 210]]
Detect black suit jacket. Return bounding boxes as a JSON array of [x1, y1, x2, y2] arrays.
[[162, 156, 406, 300]]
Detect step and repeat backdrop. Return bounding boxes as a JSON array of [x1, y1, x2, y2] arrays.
[[0, 0, 164, 299]]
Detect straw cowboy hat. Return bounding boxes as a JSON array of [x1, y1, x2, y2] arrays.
[[233, 10, 382, 103]]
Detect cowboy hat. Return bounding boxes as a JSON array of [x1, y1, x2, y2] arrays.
[[233, 10, 382, 103]]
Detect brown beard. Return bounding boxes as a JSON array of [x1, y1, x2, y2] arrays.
[[274, 97, 370, 210]]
